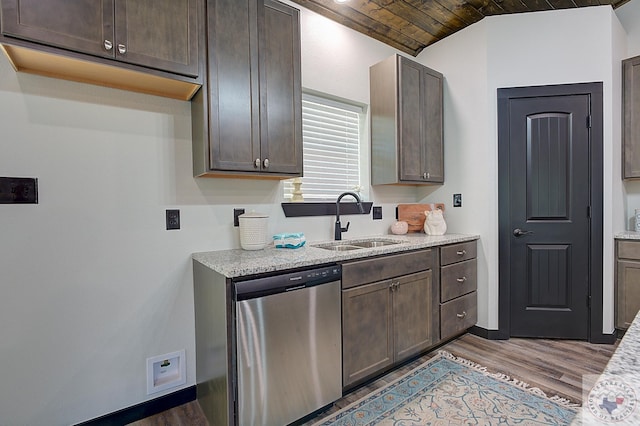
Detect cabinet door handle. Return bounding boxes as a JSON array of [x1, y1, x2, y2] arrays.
[[456, 250, 466, 256], [104, 40, 113, 51], [254, 158, 260, 168], [118, 44, 127, 54], [456, 276, 467, 283], [389, 281, 399, 292], [456, 311, 467, 319], [263, 158, 269, 169]]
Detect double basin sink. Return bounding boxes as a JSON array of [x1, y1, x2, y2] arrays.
[[313, 238, 402, 251]]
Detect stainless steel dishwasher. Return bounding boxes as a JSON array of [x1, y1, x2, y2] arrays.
[[235, 265, 342, 426]]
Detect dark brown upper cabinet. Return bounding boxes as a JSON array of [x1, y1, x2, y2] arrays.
[[191, 0, 302, 178], [0, 0, 201, 100], [370, 54, 444, 185], [623, 55, 640, 179]]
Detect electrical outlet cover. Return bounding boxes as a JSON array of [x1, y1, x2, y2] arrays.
[[166, 209, 180, 230], [373, 206, 383, 220], [0, 177, 38, 204]]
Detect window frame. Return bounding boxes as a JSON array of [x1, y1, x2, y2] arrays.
[[283, 89, 369, 203]]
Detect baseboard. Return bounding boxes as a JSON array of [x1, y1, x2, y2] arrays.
[[589, 331, 618, 344], [75, 385, 196, 426], [469, 325, 508, 340]]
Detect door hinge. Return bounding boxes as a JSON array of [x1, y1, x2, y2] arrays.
[[587, 115, 592, 128], [587, 205, 591, 218], [587, 295, 591, 308]]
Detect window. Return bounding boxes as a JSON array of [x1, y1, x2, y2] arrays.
[[284, 92, 365, 201]]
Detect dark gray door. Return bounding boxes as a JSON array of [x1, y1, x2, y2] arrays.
[[505, 93, 591, 339]]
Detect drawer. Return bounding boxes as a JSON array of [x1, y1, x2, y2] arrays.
[[618, 240, 640, 261], [342, 249, 435, 289], [440, 241, 477, 266], [440, 292, 477, 340], [441, 259, 477, 302]]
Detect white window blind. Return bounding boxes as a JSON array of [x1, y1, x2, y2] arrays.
[[284, 92, 363, 201]]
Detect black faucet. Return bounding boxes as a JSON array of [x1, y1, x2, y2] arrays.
[[335, 192, 365, 240]]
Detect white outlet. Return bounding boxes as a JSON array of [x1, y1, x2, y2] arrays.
[[146, 349, 186, 395]]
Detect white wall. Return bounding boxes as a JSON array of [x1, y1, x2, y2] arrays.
[[0, 7, 405, 425], [617, 0, 640, 58], [616, 1, 640, 229], [416, 5, 631, 332], [2, 1, 639, 424]]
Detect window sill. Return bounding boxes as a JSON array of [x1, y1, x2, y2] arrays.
[[281, 202, 373, 217]]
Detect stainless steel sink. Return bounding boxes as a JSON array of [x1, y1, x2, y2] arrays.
[[350, 239, 401, 248], [314, 243, 363, 251], [314, 238, 402, 251]]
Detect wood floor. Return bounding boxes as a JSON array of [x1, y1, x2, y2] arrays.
[[129, 333, 618, 425]]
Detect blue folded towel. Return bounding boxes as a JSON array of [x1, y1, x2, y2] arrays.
[[273, 232, 306, 249]]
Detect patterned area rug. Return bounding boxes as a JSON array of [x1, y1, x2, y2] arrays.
[[313, 351, 578, 425]]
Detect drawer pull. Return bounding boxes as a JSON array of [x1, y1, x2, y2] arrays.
[[456, 311, 467, 319], [457, 250, 467, 256], [457, 276, 467, 283]]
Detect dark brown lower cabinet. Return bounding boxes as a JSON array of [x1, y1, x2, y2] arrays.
[[439, 241, 478, 340], [342, 280, 393, 387], [616, 240, 640, 329], [393, 271, 436, 360], [341, 250, 439, 389], [340, 242, 478, 389]]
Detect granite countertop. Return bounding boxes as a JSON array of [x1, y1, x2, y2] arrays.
[[615, 231, 640, 240], [192, 233, 479, 278], [603, 312, 640, 378], [577, 311, 640, 423]]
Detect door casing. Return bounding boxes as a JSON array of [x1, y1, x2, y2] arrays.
[[497, 82, 609, 343]]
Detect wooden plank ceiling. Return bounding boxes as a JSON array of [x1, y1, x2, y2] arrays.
[[290, 0, 630, 56]]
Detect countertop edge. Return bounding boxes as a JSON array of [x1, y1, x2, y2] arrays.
[[615, 231, 640, 240], [193, 233, 480, 278]]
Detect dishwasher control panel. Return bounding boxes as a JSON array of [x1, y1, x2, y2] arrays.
[[235, 265, 341, 300]]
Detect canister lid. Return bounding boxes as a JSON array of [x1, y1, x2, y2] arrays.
[[239, 211, 268, 218]]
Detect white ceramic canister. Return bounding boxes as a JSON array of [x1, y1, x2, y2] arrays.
[[238, 211, 269, 250]]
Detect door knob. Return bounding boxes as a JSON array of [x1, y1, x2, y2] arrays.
[[513, 228, 533, 237]]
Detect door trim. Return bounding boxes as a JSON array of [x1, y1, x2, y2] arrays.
[[497, 82, 604, 342]]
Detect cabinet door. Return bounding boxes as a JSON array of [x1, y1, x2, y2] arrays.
[[114, 0, 198, 77], [1, 0, 114, 59], [398, 57, 425, 182], [342, 280, 393, 388], [394, 270, 436, 362], [616, 260, 640, 329], [206, 0, 261, 172], [422, 67, 444, 183], [623, 55, 640, 179], [258, 0, 302, 174], [398, 56, 444, 183]]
